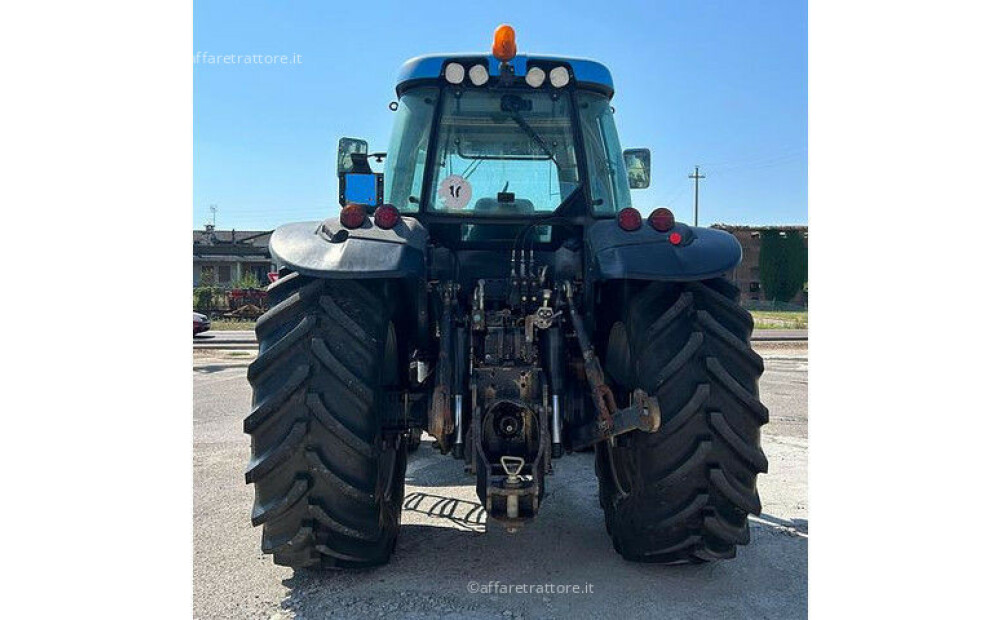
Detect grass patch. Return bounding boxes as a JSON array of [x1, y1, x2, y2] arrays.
[[750, 311, 808, 330], [210, 319, 256, 331]]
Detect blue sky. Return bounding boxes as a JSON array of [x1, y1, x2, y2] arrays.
[[194, 0, 806, 230]]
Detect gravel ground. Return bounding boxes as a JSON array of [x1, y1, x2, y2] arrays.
[[193, 343, 807, 619]]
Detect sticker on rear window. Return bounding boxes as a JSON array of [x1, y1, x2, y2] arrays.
[[437, 175, 472, 210]]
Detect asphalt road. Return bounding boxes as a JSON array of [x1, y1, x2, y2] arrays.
[[193, 344, 807, 619], [194, 329, 807, 348]]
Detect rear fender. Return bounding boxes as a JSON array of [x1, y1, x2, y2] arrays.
[[586, 220, 741, 282], [269, 215, 427, 280]]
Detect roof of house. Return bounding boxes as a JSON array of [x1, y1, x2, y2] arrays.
[[711, 224, 808, 232], [193, 228, 273, 257]]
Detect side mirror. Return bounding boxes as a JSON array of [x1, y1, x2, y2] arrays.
[[338, 137, 368, 174], [337, 137, 383, 206], [623, 148, 651, 189]]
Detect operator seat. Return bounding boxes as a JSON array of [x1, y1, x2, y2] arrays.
[[465, 198, 537, 242]]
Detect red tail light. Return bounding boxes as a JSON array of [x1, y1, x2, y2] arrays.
[[617, 207, 642, 232], [668, 231, 683, 245], [374, 204, 400, 229], [340, 203, 367, 229], [648, 207, 675, 232]]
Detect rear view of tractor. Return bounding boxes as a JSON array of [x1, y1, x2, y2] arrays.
[[243, 24, 768, 569]]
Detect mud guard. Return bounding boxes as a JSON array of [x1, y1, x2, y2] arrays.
[[586, 220, 741, 282], [268, 215, 427, 279]]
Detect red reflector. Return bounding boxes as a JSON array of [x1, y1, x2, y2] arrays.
[[648, 207, 675, 232], [617, 207, 642, 231], [340, 203, 367, 229], [374, 204, 400, 229], [668, 231, 683, 245]]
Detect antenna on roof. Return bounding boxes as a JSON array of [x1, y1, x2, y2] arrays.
[[205, 204, 217, 232]]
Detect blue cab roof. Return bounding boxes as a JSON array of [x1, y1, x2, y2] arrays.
[[395, 54, 615, 97]]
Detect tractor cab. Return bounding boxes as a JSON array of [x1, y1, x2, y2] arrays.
[[338, 25, 651, 247]]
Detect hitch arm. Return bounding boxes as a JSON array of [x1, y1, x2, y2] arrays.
[[562, 282, 616, 432], [429, 283, 457, 449], [568, 389, 661, 449], [562, 282, 661, 448]]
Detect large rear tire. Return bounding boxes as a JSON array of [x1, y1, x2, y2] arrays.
[[244, 272, 406, 569], [597, 278, 768, 563]]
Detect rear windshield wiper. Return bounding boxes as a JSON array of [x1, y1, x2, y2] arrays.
[[507, 110, 561, 167]]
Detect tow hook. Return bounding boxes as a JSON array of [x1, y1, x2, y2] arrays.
[[484, 454, 538, 533], [501, 456, 525, 521]]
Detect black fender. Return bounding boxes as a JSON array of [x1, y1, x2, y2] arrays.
[[586, 220, 741, 282], [268, 215, 428, 279]]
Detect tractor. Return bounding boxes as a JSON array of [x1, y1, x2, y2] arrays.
[[244, 25, 768, 568]]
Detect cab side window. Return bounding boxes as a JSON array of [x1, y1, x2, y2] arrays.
[[577, 92, 632, 214]]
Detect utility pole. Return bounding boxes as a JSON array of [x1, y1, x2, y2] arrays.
[[688, 166, 705, 226]]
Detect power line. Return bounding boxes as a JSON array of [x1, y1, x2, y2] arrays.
[[700, 147, 805, 171], [659, 176, 689, 207], [663, 183, 689, 207]]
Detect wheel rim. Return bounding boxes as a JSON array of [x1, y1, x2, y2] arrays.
[[605, 321, 631, 388], [376, 322, 405, 515], [606, 442, 632, 499], [603, 322, 635, 500]]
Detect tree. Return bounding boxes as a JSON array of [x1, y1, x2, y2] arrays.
[[759, 230, 808, 303], [234, 270, 263, 290]]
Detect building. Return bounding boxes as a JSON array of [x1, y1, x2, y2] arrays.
[[711, 224, 808, 307], [192, 223, 807, 306], [193, 225, 275, 287]]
